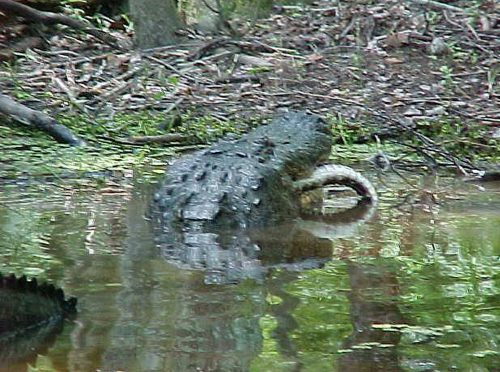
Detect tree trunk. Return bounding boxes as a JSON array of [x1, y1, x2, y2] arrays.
[[129, 0, 181, 49]]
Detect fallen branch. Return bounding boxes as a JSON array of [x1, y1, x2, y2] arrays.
[[186, 37, 275, 61], [410, 0, 464, 13], [0, 94, 86, 146], [464, 166, 500, 182], [0, 0, 118, 47]]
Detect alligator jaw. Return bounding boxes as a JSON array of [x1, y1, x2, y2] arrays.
[[292, 164, 378, 204]]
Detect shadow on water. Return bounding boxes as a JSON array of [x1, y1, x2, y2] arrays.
[[0, 177, 499, 371]]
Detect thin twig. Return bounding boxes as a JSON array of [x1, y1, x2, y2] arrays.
[[410, 0, 464, 13]]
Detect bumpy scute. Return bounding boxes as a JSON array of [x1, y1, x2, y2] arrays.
[[0, 273, 77, 337]]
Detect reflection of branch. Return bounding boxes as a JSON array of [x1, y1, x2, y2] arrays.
[[339, 261, 405, 371], [267, 271, 302, 369]]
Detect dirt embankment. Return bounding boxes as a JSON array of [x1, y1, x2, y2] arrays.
[[0, 0, 498, 172]]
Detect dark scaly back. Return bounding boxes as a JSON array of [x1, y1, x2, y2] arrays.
[[152, 111, 332, 230], [0, 273, 77, 337]]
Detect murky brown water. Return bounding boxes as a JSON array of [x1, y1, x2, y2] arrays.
[[0, 174, 499, 371]]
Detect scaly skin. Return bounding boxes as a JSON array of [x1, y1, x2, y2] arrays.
[[150, 111, 377, 283], [0, 273, 76, 336], [0, 273, 77, 366]]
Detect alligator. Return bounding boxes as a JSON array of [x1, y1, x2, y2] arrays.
[[0, 273, 77, 368], [151, 111, 377, 283]]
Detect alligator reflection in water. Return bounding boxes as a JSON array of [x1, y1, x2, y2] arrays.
[[1, 167, 498, 370], [84, 244, 403, 371], [151, 111, 377, 284], [57, 181, 378, 371]]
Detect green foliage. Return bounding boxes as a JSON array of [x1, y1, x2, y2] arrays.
[[439, 65, 454, 89], [1, 62, 31, 100], [0, 109, 248, 181], [326, 113, 498, 164], [60, 0, 87, 20], [248, 66, 272, 74], [327, 115, 371, 146], [416, 117, 500, 162], [179, 112, 245, 141]]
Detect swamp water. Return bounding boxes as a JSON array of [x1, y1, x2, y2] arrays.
[[0, 174, 498, 371]]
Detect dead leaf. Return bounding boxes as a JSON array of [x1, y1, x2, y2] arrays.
[[306, 53, 324, 63], [385, 32, 409, 49], [385, 57, 403, 64], [236, 54, 273, 67], [403, 107, 422, 116], [428, 37, 449, 56]]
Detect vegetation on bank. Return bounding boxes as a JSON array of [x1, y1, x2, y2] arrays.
[[1, 108, 497, 182], [0, 110, 248, 180]]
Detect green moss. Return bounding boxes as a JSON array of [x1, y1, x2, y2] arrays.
[[416, 117, 499, 162], [0, 109, 247, 181], [327, 114, 498, 164], [1, 107, 497, 184], [327, 115, 372, 146]]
